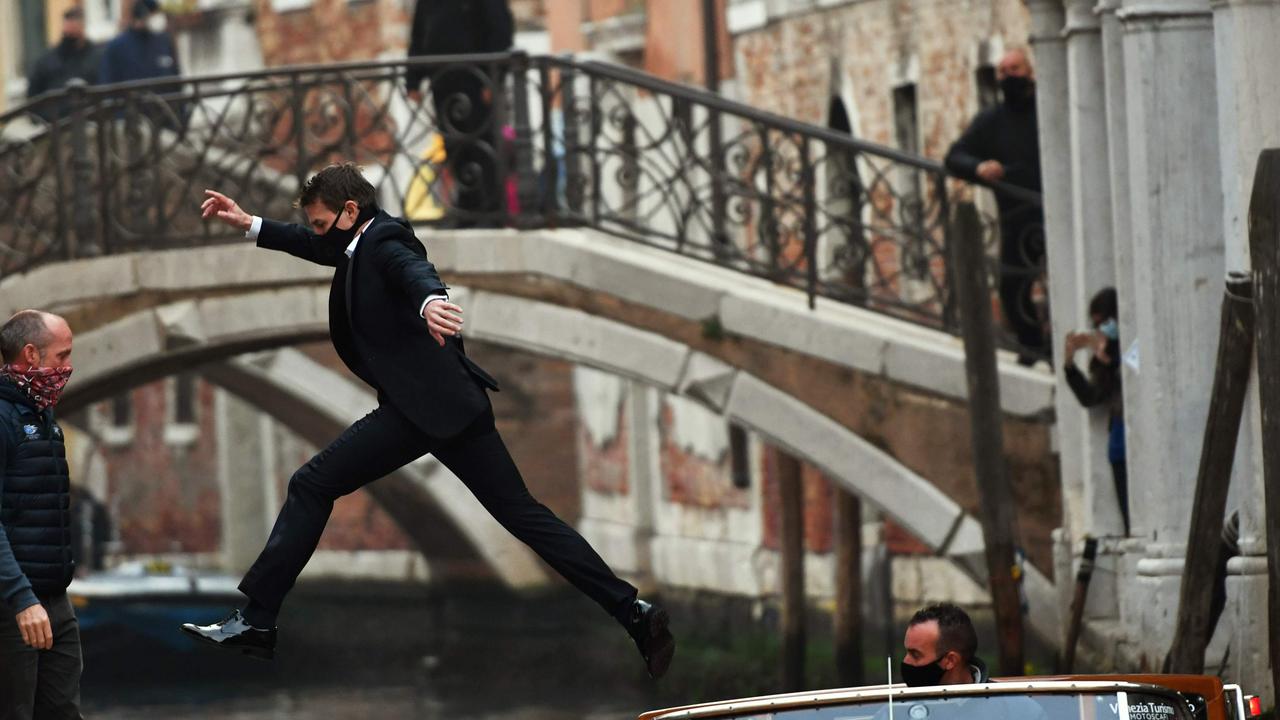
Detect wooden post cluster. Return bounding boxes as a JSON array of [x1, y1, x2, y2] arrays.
[[1166, 272, 1255, 673], [1247, 149, 1280, 699]]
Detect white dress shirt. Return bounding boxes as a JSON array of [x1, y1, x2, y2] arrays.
[[247, 215, 447, 316]]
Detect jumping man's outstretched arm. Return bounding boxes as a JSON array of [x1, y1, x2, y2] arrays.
[[200, 189, 343, 267]]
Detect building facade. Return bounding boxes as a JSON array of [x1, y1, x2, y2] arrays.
[[14, 0, 1265, 686], [552, 0, 1280, 690]]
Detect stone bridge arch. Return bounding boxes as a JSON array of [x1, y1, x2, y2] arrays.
[[0, 228, 1061, 642], [205, 349, 551, 589]]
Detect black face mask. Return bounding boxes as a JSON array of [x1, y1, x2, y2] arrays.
[[321, 202, 380, 249], [1000, 76, 1035, 110], [899, 657, 948, 687]]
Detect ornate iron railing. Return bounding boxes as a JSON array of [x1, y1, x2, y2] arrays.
[[0, 53, 1046, 357]]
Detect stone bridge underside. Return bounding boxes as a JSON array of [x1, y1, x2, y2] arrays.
[[0, 226, 1063, 643]]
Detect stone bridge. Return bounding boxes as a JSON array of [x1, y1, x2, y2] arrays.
[[0, 54, 1064, 645], [0, 227, 1061, 642]]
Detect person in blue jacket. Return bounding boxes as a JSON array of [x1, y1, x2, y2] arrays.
[[0, 310, 81, 720], [99, 0, 181, 87]]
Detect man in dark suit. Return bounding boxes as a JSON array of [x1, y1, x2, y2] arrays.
[[945, 48, 1046, 364], [185, 164, 675, 678], [26, 7, 99, 121]]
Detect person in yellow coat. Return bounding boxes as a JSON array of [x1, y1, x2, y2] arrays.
[[404, 133, 450, 222]]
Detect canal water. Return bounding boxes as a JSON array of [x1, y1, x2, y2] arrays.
[[79, 581, 744, 719], [78, 580, 1038, 719]]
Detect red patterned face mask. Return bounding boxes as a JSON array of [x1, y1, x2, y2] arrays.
[[1, 365, 73, 411]]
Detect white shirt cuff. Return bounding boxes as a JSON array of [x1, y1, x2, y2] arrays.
[[419, 294, 448, 316], [245, 216, 262, 240]]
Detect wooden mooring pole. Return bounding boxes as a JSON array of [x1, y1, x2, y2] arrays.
[[778, 450, 806, 692], [1062, 537, 1097, 673], [834, 489, 864, 686], [1166, 273, 1255, 673], [949, 202, 1025, 676], [1247, 149, 1280, 700]]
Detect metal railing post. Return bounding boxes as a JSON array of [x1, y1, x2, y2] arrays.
[[709, 106, 729, 261], [49, 98, 69, 255], [560, 58, 584, 218], [510, 52, 539, 228], [588, 74, 602, 226], [67, 80, 98, 258], [291, 73, 307, 191], [124, 93, 148, 248], [936, 174, 958, 331], [621, 110, 638, 223], [760, 125, 778, 272], [803, 137, 818, 309], [537, 59, 559, 222]]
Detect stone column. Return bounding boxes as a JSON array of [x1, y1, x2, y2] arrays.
[[1212, 0, 1280, 698], [0, 2, 11, 114], [625, 380, 658, 588], [215, 388, 278, 574], [1028, 0, 1093, 561], [1097, 0, 1139, 527], [1066, 0, 1124, 538], [1119, 0, 1224, 660], [1095, 0, 1151, 668]]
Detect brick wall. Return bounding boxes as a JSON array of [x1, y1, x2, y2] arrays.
[[734, 0, 1030, 158], [95, 381, 221, 555], [659, 399, 748, 510], [250, 0, 547, 67], [577, 400, 630, 496], [547, 0, 732, 84], [760, 445, 836, 555], [473, 342, 581, 520], [510, 0, 546, 30], [252, 0, 410, 67]]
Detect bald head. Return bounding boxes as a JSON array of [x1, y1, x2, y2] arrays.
[[997, 48, 1034, 81], [0, 311, 73, 369]]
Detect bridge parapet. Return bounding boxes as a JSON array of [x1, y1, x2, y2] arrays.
[[0, 53, 1045, 358]]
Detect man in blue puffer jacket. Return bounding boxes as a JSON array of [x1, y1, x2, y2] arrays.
[[99, 0, 181, 87], [0, 310, 81, 720]]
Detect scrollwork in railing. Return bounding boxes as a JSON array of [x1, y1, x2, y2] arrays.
[[0, 53, 1046, 358]]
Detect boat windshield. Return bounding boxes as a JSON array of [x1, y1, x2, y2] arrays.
[[727, 691, 1190, 720]]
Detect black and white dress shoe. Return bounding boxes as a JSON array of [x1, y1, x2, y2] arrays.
[[180, 610, 277, 660], [624, 599, 676, 679]]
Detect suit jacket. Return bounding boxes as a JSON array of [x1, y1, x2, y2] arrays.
[[257, 211, 499, 439]]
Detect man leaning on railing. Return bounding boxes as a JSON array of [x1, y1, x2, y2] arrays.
[[945, 48, 1048, 365]]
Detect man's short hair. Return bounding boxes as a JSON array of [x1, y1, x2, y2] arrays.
[[0, 311, 53, 364], [296, 163, 377, 213], [1089, 287, 1118, 322], [909, 602, 978, 663], [133, 0, 159, 19]]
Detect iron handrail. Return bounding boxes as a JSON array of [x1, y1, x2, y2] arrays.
[[7, 53, 1042, 206], [0, 53, 1046, 355]]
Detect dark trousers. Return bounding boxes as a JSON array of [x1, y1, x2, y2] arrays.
[[1111, 460, 1130, 536], [0, 593, 83, 720], [998, 208, 1048, 354], [239, 403, 637, 620]]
